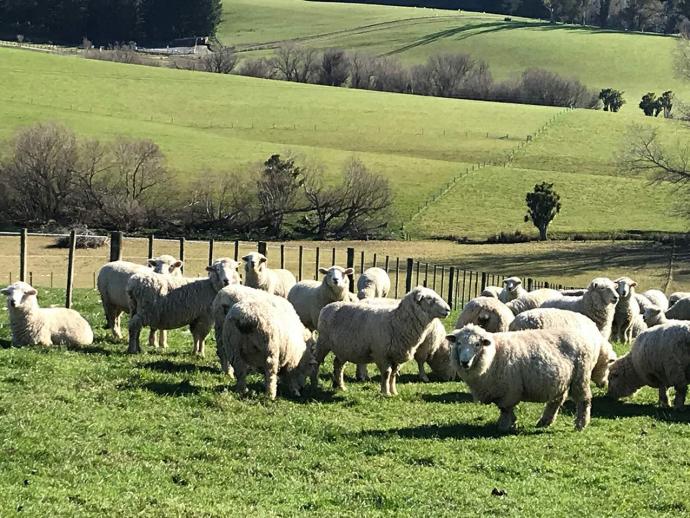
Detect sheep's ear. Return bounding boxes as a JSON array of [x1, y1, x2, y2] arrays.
[[344, 268, 354, 275], [173, 261, 183, 269], [205, 266, 213, 273], [445, 334, 457, 343], [480, 338, 492, 347], [147, 259, 157, 267], [414, 291, 425, 303], [241, 254, 250, 261], [0, 288, 10, 295], [221, 303, 230, 316], [259, 256, 267, 264], [24, 288, 37, 296], [318, 267, 329, 275], [631, 281, 637, 287], [608, 358, 617, 365]]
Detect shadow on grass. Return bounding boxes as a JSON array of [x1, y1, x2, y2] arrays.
[[139, 379, 200, 397], [592, 396, 690, 423], [0, 338, 13, 349], [68, 344, 117, 356], [140, 359, 218, 375], [359, 421, 519, 440], [421, 391, 474, 404]]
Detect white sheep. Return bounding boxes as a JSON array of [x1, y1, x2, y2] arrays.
[[2, 282, 93, 347], [313, 287, 451, 396], [560, 289, 586, 296], [242, 252, 296, 298], [288, 266, 354, 330], [455, 296, 514, 332], [540, 278, 619, 341], [637, 289, 669, 313], [505, 288, 562, 315], [126, 258, 240, 355], [97, 255, 183, 344], [499, 276, 527, 303], [607, 322, 690, 408], [508, 308, 617, 388], [356, 267, 391, 300], [414, 318, 455, 381], [223, 296, 313, 400], [612, 276, 640, 344], [480, 286, 502, 299], [666, 296, 690, 321], [448, 324, 596, 431], [669, 292, 690, 307]]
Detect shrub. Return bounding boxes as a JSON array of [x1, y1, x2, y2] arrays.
[[486, 230, 532, 244], [52, 227, 108, 249]]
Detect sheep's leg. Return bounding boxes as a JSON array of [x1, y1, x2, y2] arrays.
[[417, 359, 429, 383], [159, 330, 168, 349], [264, 355, 279, 400], [497, 406, 516, 432], [355, 363, 370, 382], [311, 340, 330, 387], [234, 361, 249, 395], [537, 393, 567, 428], [389, 362, 399, 396], [659, 385, 670, 408], [575, 397, 592, 431], [379, 363, 392, 396], [148, 328, 158, 348], [127, 314, 143, 354], [673, 385, 687, 409], [332, 357, 346, 391]]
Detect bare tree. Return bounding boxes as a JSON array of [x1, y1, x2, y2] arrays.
[[237, 57, 276, 79], [201, 45, 238, 74], [675, 33, 690, 82], [319, 48, 350, 86], [272, 44, 319, 83], [426, 53, 477, 98], [183, 171, 255, 231]]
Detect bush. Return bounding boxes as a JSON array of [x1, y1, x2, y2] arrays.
[[52, 227, 109, 249], [237, 57, 276, 79], [486, 230, 532, 244]]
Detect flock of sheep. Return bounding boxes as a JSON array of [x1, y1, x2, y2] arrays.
[[2, 252, 690, 433]]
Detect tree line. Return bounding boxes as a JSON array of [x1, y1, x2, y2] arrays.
[[0, 0, 222, 45], [0, 123, 394, 240]]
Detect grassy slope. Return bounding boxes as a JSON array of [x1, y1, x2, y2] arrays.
[[1, 288, 689, 515], [221, 0, 688, 102]]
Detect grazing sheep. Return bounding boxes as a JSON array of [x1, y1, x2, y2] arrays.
[[97, 255, 183, 343], [540, 278, 619, 341], [313, 287, 451, 396], [639, 289, 669, 312], [607, 322, 690, 408], [669, 292, 690, 307], [455, 296, 514, 332], [509, 308, 617, 388], [242, 252, 296, 298], [666, 296, 690, 321], [2, 282, 93, 347], [223, 296, 313, 400], [288, 266, 354, 330], [612, 277, 640, 344], [480, 286, 502, 299], [448, 324, 596, 431], [414, 318, 454, 381], [357, 267, 391, 300], [127, 258, 240, 355], [505, 289, 562, 315]]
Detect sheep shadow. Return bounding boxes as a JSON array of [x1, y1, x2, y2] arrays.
[[0, 338, 13, 350], [421, 391, 475, 404], [138, 379, 200, 397], [68, 344, 117, 356], [359, 421, 522, 441], [592, 396, 690, 423], [140, 359, 218, 375]]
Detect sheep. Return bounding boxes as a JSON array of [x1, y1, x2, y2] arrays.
[[288, 266, 354, 331], [607, 322, 690, 408], [645, 298, 690, 328], [455, 296, 514, 332], [448, 324, 596, 431], [2, 282, 93, 347], [666, 296, 690, 321], [480, 286, 502, 299], [540, 278, 619, 341], [508, 308, 617, 388], [414, 318, 455, 382], [505, 288, 562, 315], [356, 267, 391, 300], [560, 289, 586, 297], [97, 255, 183, 343], [126, 258, 240, 355], [313, 287, 451, 396], [499, 276, 527, 303], [611, 276, 640, 344], [242, 252, 296, 298], [222, 296, 314, 400], [643, 306, 668, 327], [637, 289, 669, 313], [669, 292, 690, 307]]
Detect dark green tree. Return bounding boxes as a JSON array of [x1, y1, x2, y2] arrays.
[[524, 182, 561, 241], [659, 90, 674, 117], [256, 154, 305, 237], [639, 92, 661, 116], [599, 88, 626, 112]]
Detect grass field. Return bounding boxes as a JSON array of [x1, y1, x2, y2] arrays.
[[1, 288, 689, 515], [221, 0, 689, 102]]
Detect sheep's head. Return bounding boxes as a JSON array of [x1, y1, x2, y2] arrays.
[[207, 258, 241, 291], [1, 281, 38, 310], [606, 355, 642, 400], [319, 266, 353, 294], [148, 255, 183, 276], [588, 277, 619, 306], [242, 252, 267, 275], [614, 276, 637, 300], [643, 306, 665, 327], [668, 293, 685, 307], [410, 287, 451, 319], [502, 276, 522, 293], [446, 324, 495, 375]]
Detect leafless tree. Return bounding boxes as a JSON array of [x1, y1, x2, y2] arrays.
[[183, 171, 256, 231], [237, 57, 276, 79], [201, 45, 238, 74], [675, 33, 690, 82], [318, 48, 350, 86], [272, 44, 319, 83]]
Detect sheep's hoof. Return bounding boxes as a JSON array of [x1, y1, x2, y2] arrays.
[[419, 374, 430, 383], [536, 418, 554, 428]]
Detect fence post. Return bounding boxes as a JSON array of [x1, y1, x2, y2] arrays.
[[346, 248, 355, 293], [208, 238, 215, 266], [280, 245, 285, 269], [359, 251, 365, 275], [461, 270, 467, 307], [385, 256, 390, 272], [234, 241, 239, 262], [544, 281, 550, 289], [481, 272, 487, 292], [258, 241, 267, 257], [148, 234, 155, 259], [315, 247, 321, 280], [298, 246, 303, 281], [373, 253, 377, 267], [66, 230, 76, 309], [109, 231, 123, 262], [415, 261, 420, 287], [448, 267, 455, 307], [331, 247, 336, 266], [178, 238, 185, 273], [527, 278, 534, 291], [20, 228, 27, 282], [394, 257, 400, 297], [405, 258, 414, 293]]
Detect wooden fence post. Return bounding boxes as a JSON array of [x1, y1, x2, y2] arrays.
[[448, 267, 455, 307], [315, 247, 320, 280], [109, 231, 123, 262], [373, 253, 377, 268], [359, 251, 364, 275], [148, 234, 155, 259], [20, 228, 27, 282], [280, 245, 285, 269], [384, 256, 390, 272], [208, 238, 215, 266], [331, 247, 336, 266], [258, 241, 267, 257], [481, 272, 487, 292], [527, 278, 534, 291], [298, 246, 303, 281], [346, 248, 355, 293], [179, 238, 185, 273], [66, 230, 76, 309], [234, 241, 239, 262], [405, 258, 414, 293]]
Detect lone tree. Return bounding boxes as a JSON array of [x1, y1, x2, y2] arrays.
[[659, 90, 674, 118], [599, 88, 625, 112], [525, 182, 561, 241], [639, 92, 662, 116]]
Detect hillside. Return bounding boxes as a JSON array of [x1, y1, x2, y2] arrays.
[[221, 0, 688, 103]]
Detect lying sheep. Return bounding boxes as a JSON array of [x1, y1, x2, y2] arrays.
[[97, 255, 183, 343], [2, 282, 93, 347], [455, 296, 514, 332], [636, 289, 669, 313], [357, 267, 391, 300], [223, 296, 313, 400], [667, 296, 690, 321], [612, 277, 640, 344], [480, 286, 502, 299], [288, 266, 354, 330], [448, 324, 596, 431], [506, 288, 562, 315], [669, 292, 690, 307], [607, 322, 690, 408], [540, 278, 619, 341], [313, 287, 451, 396], [509, 308, 617, 388], [127, 258, 240, 355], [560, 289, 586, 297], [414, 318, 454, 381], [242, 252, 296, 298]]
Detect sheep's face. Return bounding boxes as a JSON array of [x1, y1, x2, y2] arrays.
[[447, 325, 493, 373], [614, 277, 637, 299], [606, 356, 639, 399], [412, 287, 451, 319], [207, 258, 241, 291], [643, 306, 664, 327], [242, 252, 267, 275], [148, 255, 183, 276], [1, 282, 38, 309], [589, 278, 619, 306], [668, 293, 683, 307], [319, 266, 353, 292], [503, 277, 522, 293]]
